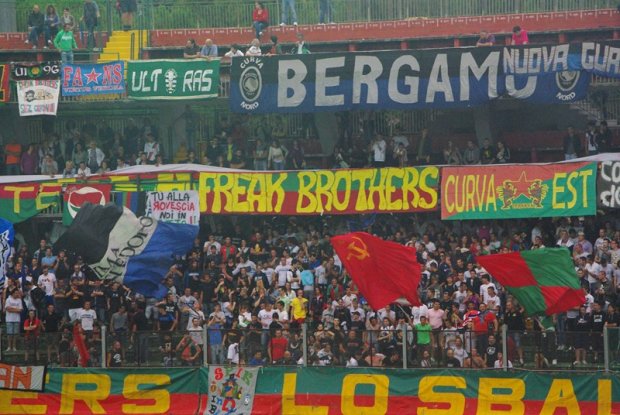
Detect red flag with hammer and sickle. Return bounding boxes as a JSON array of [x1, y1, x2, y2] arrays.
[[331, 232, 422, 310]]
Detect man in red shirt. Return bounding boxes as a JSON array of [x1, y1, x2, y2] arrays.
[[268, 329, 288, 364], [511, 26, 529, 45], [24, 310, 41, 362]]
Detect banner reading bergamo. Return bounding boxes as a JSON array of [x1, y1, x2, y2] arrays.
[[230, 41, 620, 113]]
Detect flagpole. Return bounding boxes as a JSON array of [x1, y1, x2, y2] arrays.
[[501, 324, 508, 372]]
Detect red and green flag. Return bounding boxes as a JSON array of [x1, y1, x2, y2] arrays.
[[0, 183, 61, 223], [63, 184, 111, 225], [477, 248, 585, 316]]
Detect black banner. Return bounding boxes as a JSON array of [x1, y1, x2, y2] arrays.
[[11, 61, 61, 80], [599, 161, 620, 209]]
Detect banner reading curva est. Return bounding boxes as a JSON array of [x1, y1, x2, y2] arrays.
[[127, 59, 220, 100], [441, 162, 597, 220], [199, 167, 439, 215]]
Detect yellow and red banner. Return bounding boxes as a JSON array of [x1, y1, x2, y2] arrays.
[[0, 183, 61, 223], [441, 162, 597, 220], [0, 64, 9, 103], [199, 167, 439, 215]]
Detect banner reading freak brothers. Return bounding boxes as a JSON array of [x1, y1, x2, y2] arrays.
[[441, 162, 597, 220]]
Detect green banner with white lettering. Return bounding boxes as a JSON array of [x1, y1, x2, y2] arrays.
[[127, 59, 220, 100]]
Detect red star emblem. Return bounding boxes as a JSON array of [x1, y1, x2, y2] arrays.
[[510, 171, 535, 199], [85, 68, 101, 85]]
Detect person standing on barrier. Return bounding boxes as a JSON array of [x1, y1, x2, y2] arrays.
[[504, 301, 525, 366], [54, 23, 78, 65], [132, 304, 149, 365], [41, 304, 61, 364], [81, 0, 98, 50]]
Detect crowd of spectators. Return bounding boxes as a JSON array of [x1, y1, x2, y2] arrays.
[[1, 115, 615, 177], [2, 212, 620, 368]]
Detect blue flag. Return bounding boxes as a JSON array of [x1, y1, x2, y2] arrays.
[[0, 218, 15, 291], [55, 203, 197, 297]]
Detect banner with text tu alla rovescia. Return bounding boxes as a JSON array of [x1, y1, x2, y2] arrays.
[[61, 61, 125, 96], [199, 167, 439, 215], [441, 162, 597, 220], [127, 59, 220, 100], [0, 182, 61, 223], [598, 160, 620, 209], [0, 64, 10, 102], [16, 79, 60, 116]]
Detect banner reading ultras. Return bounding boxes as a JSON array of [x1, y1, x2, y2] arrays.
[[229, 41, 620, 113], [441, 162, 597, 220], [199, 167, 439, 214], [127, 59, 220, 100]]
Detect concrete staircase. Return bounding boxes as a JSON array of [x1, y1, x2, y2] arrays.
[[98, 30, 147, 63]]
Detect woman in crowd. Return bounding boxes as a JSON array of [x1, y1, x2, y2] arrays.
[[252, 2, 269, 39], [44, 4, 60, 48]]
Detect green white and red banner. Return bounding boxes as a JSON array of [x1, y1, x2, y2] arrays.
[[441, 162, 597, 220], [0, 367, 618, 414]]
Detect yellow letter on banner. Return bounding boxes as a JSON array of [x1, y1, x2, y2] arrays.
[[417, 375, 465, 415], [4, 186, 35, 214], [122, 374, 171, 414], [0, 391, 46, 414], [477, 378, 525, 415], [341, 374, 389, 415], [540, 379, 580, 415], [59, 374, 111, 414], [281, 373, 328, 415], [598, 379, 612, 415]]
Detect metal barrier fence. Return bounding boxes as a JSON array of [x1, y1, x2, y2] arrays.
[[14, 0, 615, 32], [2, 325, 618, 370]]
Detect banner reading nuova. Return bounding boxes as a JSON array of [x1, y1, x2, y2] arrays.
[[127, 59, 220, 100], [599, 160, 620, 209], [61, 61, 125, 96], [228, 41, 620, 113], [441, 162, 597, 220]]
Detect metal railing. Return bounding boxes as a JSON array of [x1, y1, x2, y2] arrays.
[[2, 324, 618, 371], [14, 0, 615, 32]]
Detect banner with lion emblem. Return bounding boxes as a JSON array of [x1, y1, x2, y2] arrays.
[[205, 366, 258, 415], [441, 162, 597, 220]]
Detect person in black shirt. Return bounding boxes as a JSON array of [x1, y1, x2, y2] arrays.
[[183, 38, 200, 59], [484, 334, 499, 368], [132, 304, 149, 365], [54, 250, 71, 281], [105, 282, 125, 318], [574, 306, 591, 365], [41, 304, 61, 363], [445, 348, 461, 368], [200, 273, 218, 314], [590, 302, 605, 363], [107, 341, 123, 367], [503, 301, 525, 365]]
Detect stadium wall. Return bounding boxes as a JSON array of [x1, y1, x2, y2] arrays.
[[0, 367, 618, 414]]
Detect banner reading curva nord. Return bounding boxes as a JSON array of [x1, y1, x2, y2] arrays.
[[441, 162, 597, 220], [199, 167, 439, 215], [127, 59, 220, 100], [228, 41, 619, 113]]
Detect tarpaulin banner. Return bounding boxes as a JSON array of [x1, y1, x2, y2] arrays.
[[204, 366, 258, 415], [127, 59, 220, 100], [229, 41, 617, 113], [11, 61, 61, 80], [16, 79, 60, 117], [598, 160, 620, 209], [61, 61, 125, 96], [1, 367, 619, 414], [63, 184, 111, 225], [145, 190, 200, 225], [0, 218, 14, 291], [441, 162, 597, 220], [0, 363, 46, 392], [0, 64, 9, 102], [0, 182, 61, 223], [198, 167, 439, 214]]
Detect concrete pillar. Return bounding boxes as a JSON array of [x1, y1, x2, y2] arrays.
[[0, 0, 16, 32], [473, 104, 494, 145]]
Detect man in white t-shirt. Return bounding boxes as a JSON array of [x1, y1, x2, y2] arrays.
[[227, 342, 239, 364], [78, 301, 97, 333], [479, 275, 496, 304], [274, 258, 291, 288], [371, 135, 386, 167], [37, 266, 57, 303], [411, 304, 429, 325], [4, 289, 23, 352]]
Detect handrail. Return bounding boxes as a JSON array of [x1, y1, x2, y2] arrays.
[[13, 0, 615, 32]]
